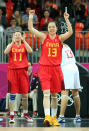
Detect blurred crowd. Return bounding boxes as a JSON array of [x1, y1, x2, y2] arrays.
[[0, 0, 89, 33]]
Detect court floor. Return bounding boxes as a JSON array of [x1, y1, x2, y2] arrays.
[[0, 117, 89, 131]]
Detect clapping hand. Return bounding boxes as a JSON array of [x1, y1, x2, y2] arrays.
[[12, 33, 16, 44]]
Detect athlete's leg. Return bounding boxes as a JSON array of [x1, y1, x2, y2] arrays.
[[9, 93, 16, 123], [22, 93, 33, 122], [51, 93, 60, 126], [72, 89, 80, 116], [22, 94, 28, 113], [60, 89, 69, 116], [43, 89, 50, 116], [51, 93, 57, 117], [6, 93, 10, 111], [14, 94, 22, 113], [43, 89, 53, 125]]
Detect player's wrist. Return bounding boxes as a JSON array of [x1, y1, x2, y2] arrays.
[[29, 14, 33, 19]]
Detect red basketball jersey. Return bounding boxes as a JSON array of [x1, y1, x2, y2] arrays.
[[8, 43, 28, 69], [39, 34, 63, 65]]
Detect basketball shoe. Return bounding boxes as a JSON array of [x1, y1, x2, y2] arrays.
[[52, 116, 60, 126], [9, 115, 15, 123], [24, 113, 33, 122], [44, 115, 52, 126]]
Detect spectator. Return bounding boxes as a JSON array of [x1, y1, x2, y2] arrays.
[[26, 0, 40, 9], [22, 7, 38, 30], [28, 63, 38, 118], [0, 8, 7, 29], [55, 7, 62, 21], [74, 0, 86, 24], [83, 10, 89, 31], [40, 9, 53, 31], [13, 10, 22, 26], [6, 17, 22, 42], [41, 0, 59, 19]]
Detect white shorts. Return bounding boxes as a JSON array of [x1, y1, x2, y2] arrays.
[[61, 64, 81, 90]]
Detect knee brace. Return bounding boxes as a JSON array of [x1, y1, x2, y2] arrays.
[[10, 94, 16, 103]]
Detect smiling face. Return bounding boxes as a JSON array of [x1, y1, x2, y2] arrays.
[[48, 22, 57, 35], [14, 32, 21, 42]]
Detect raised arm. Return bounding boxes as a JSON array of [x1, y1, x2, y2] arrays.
[[59, 12, 73, 42], [28, 10, 46, 42]]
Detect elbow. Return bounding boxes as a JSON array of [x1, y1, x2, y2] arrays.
[[4, 50, 7, 54], [70, 30, 73, 36], [71, 30, 73, 35], [4, 50, 9, 54], [28, 26, 33, 32], [29, 49, 33, 54]]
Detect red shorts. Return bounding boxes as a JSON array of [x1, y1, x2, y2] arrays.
[[7, 68, 29, 94], [38, 65, 65, 93]]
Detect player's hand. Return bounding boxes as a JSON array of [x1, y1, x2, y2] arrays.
[[21, 33, 26, 41], [29, 10, 35, 16], [12, 33, 15, 44], [64, 12, 69, 20]]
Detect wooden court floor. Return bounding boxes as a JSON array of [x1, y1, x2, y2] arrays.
[[0, 117, 89, 131], [0, 127, 89, 131]]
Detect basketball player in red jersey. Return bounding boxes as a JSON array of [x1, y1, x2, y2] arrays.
[[4, 32, 33, 123], [28, 10, 73, 126]]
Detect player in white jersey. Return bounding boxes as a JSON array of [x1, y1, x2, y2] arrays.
[[58, 44, 81, 123]]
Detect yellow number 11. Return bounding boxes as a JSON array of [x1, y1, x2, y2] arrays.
[[14, 53, 22, 61]]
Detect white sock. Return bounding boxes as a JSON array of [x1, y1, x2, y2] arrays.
[[51, 108, 57, 117], [23, 110, 28, 114], [59, 115, 64, 118], [76, 115, 80, 117], [10, 112, 14, 115], [44, 109, 50, 116]]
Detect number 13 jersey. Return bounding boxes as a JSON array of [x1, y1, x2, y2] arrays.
[[61, 44, 76, 67], [39, 34, 63, 65]]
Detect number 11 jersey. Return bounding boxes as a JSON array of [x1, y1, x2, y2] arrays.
[[8, 43, 28, 69]]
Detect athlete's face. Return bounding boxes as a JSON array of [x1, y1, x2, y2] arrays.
[[48, 22, 57, 35], [14, 32, 21, 41]]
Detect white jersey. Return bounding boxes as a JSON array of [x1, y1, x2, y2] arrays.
[[61, 45, 76, 67], [61, 45, 81, 90]]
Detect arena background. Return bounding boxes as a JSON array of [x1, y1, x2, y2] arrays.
[[0, 0, 89, 122]]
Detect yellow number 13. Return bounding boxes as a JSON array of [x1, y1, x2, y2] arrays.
[[48, 48, 57, 57]]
